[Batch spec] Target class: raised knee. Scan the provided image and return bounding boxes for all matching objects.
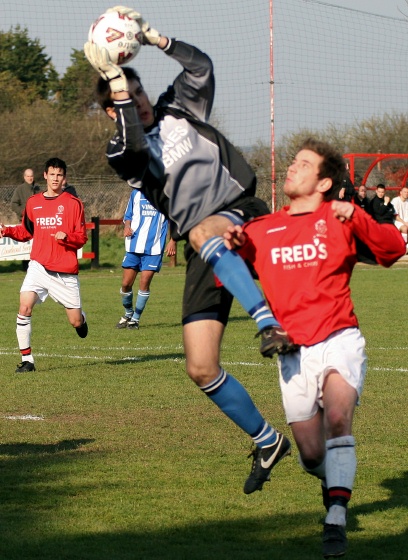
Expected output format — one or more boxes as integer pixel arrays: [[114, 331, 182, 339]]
[[186, 362, 219, 388]]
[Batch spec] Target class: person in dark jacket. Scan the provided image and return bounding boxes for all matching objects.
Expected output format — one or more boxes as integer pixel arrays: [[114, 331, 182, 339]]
[[353, 185, 370, 213], [11, 168, 42, 270], [84, 5, 294, 493], [369, 184, 396, 224], [62, 177, 79, 198], [337, 164, 355, 202], [11, 169, 41, 219]]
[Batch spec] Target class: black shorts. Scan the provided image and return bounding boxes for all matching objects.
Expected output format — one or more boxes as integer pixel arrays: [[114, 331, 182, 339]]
[[182, 196, 270, 325]]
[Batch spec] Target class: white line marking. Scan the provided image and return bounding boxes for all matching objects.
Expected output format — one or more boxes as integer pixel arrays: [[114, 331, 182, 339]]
[[3, 415, 44, 421]]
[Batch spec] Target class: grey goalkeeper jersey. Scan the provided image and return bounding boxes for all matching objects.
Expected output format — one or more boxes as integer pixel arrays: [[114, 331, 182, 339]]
[[107, 39, 257, 237]]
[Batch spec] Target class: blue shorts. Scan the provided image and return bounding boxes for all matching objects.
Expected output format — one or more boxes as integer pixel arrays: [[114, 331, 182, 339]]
[[122, 252, 163, 272]]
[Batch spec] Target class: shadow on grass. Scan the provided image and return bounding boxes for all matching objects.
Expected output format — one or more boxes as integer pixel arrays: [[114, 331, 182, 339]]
[[107, 353, 185, 365], [0, 439, 95, 456], [0, 438, 406, 560]]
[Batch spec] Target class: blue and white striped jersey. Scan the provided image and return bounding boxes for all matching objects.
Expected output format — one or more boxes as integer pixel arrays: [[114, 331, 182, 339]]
[[124, 190, 168, 255]]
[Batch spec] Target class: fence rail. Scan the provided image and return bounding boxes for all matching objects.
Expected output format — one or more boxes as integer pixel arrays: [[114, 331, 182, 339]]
[[83, 217, 177, 268]]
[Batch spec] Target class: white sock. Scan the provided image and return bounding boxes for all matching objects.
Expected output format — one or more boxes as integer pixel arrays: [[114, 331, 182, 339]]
[[16, 314, 33, 361], [325, 435, 356, 527]]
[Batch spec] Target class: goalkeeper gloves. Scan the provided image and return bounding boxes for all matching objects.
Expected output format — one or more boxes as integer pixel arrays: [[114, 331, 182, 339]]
[[256, 326, 300, 358], [108, 5, 161, 45], [84, 42, 128, 93]]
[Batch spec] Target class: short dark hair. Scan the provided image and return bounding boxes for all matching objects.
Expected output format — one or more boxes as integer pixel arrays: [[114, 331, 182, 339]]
[[96, 68, 142, 110], [376, 183, 386, 189], [298, 138, 346, 201], [44, 157, 66, 174]]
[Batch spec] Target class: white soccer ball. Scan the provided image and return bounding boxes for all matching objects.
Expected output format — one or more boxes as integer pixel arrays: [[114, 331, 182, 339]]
[[88, 10, 142, 66]]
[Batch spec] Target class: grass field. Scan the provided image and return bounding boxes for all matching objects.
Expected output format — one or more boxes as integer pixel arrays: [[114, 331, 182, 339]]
[[1, 243, 407, 560]]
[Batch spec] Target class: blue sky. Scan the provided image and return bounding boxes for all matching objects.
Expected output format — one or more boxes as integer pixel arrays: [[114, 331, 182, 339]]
[[0, 0, 406, 146]]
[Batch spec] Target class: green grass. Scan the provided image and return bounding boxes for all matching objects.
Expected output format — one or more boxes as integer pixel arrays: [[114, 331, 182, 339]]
[[1, 249, 407, 559]]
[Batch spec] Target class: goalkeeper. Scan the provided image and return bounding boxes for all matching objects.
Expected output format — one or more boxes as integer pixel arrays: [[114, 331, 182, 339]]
[[85, 6, 294, 491]]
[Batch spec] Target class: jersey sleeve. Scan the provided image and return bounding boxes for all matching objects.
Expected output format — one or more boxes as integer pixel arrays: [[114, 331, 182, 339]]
[[107, 99, 151, 183], [1, 207, 34, 241], [163, 40, 215, 122], [123, 191, 135, 222], [348, 205, 405, 267], [58, 197, 88, 250]]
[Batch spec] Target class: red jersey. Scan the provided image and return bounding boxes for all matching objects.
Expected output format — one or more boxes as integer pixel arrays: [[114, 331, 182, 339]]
[[240, 202, 405, 346], [2, 191, 87, 274]]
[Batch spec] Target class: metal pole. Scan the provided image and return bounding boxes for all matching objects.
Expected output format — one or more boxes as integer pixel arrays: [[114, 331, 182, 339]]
[[91, 216, 100, 269], [270, 0, 276, 212]]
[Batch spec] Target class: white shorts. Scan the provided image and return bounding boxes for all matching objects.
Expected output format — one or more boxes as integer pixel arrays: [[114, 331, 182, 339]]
[[21, 260, 82, 309], [277, 327, 367, 424]]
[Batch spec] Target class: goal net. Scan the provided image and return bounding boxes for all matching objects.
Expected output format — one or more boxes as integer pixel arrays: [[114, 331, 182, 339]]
[[1, 0, 407, 211]]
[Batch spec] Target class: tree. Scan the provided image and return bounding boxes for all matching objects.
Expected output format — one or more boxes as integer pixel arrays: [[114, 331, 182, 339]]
[[246, 142, 272, 209], [0, 26, 59, 99], [0, 71, 38, 113], [58, 49, 99, 113]]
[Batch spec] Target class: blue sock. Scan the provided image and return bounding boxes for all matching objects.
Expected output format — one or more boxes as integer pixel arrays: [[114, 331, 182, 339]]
[[201, 368, 277, 446], [120, 289, 133, 317], [132, 290, 150, 321], [200, 236, 278, 331]]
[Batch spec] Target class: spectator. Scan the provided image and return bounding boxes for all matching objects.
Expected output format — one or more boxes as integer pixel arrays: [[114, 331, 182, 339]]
[[353, 185, 370, 213], [11, 168, 41, 219], [337, 163, 355, 201], [11, 168, 42, 271], [368, 184, 395, 224], [62, 177, 79, 198], [116, 189, 176, 330], [391, 186, 408, 244]]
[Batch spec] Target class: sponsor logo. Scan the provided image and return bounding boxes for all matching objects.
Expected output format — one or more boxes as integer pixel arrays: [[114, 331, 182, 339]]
[[270, 240, 327, 266], [36, 216, 63, 227], [315, 219, 327, 236]]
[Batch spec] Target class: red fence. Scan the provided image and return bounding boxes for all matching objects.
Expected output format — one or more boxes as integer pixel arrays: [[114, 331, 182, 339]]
[[83, 217, 122, 268], [83, 218, 177, 268], [344, 153, 408, 189]]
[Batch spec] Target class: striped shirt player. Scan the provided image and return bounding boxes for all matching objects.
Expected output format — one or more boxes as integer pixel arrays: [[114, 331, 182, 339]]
[[116, 189, 171, 330], [0, 157, 88, 373]]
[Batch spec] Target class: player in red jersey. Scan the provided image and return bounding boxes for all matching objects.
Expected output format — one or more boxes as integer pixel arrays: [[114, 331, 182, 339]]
[[224, 138, 406, 558], [0, 158, 88, 373]]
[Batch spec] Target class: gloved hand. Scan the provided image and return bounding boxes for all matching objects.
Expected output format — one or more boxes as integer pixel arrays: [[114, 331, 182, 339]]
[[256, 326, 300, 358], [84, 42, 128, 93], [108, 5, 161, 45]]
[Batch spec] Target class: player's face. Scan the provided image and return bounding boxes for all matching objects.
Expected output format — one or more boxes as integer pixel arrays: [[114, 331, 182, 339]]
[[284, 149, 327, 198], [44, 167, 65, 196], [376, 188, 385, 199], [128, 78, 155, 128]]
